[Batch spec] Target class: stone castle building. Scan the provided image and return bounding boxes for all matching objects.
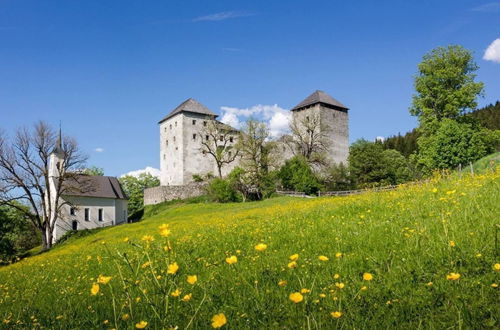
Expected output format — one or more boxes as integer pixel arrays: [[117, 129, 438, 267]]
[[144, 90, 349, 205]]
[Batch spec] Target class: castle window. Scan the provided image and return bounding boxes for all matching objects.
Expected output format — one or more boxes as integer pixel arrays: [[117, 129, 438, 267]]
[[203, 121, 207, 127], [98, 209, 103, 222], [229, 136, 234, 143], [219, 135, 223, 141], [164, 127, 166, 132], [84, 208, 90, 222], [202, 150, 206, 155], [192, 120, 196, 125], [205, 135, 209, 141], [228, 151, 232, 157], [173, 136, 176, 142], [170, 124, 172, 130], [306, 116, 310, 122], [70, 207, 76, 216], [192, 134, 196, 140], [175, 121, 177, 127], [175, 147, 178, 150], [166, 140, 168, 146], [163, 154, 166, 160]]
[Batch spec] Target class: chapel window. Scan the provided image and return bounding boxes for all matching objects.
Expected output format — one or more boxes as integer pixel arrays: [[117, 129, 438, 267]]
[[84, 208, 90, 222], [192, 120, 196, 125]]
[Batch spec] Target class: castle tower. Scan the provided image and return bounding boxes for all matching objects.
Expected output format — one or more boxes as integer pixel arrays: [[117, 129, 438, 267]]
[[291, 90, 349, 165], [158, 98, 219, 186]]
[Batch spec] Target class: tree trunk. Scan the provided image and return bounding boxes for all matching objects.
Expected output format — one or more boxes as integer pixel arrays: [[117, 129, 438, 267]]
[[41, 226, 53, 250], [217, 165, 222, 178]]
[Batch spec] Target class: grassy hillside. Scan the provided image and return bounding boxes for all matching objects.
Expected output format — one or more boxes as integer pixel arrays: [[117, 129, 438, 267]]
[[0, 169, 499, 329]]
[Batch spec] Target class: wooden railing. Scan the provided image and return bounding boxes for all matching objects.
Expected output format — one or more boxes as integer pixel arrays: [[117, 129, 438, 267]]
[[276, 185, 399, 198]]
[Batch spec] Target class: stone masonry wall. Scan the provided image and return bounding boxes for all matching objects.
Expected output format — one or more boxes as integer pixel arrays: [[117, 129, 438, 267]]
[[144, 182, 207, 206]]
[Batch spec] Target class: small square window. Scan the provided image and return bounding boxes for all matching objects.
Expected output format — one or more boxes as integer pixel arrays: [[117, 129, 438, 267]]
[[170, 124, 172, 129], [192, 134, 196, 140], [205, 135, 209, 141], [166, 140, 168, 146], [163, 154, 166, 160], [175, 121, 177, 127], [175, 147, 178, 150], [173, 136, 176, 142], [192, 120, 196, 125], [229, 136, 234, 143], [219, 135, 223, 141]]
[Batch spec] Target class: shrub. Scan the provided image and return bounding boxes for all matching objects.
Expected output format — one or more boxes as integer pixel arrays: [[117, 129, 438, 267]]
[[277, 156, 321, 195], [206, 178, 240, 203]]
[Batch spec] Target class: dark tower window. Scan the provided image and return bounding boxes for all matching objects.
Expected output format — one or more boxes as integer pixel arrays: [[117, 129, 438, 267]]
[[229, 137, 234, 143], [205, 135, 209, 141], [192, 120, 196, 125]]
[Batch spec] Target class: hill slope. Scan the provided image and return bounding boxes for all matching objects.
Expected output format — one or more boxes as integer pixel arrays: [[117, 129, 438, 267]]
[[1, 169, 499, 328]]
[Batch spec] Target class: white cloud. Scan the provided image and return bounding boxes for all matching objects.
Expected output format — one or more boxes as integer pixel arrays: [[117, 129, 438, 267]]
[[483, 39, 500, 63], [471, 2, 500, 12], [121, 166, 160, 178], [219, 104, 291, 138], [94, 147, 104, 153], [192, 11, 254, 22]]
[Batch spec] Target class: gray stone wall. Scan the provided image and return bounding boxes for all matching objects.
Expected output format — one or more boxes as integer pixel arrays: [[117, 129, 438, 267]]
[[144, 182, 208, 206]]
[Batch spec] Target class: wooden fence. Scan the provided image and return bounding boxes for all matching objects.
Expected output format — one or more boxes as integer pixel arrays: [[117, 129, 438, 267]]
[[276, 185, 398, 198]]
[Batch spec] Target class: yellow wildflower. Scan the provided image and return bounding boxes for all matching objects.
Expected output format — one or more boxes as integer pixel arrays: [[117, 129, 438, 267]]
[[135, 321, 148, 329], [122, 314, 130, 321], [426, 282, 433, 286], [333, 273, 340, 279], [494, 263, 500, 271], [331, 311, 342, 319], [158, 224, 171, 237], [225, 256, 237, 264], [363, 273, 373, 281], [123, 237, 129, 243], [278, 280, 287, 287], [289, 254, 299, 261], [90, 283, 99, 296], [491, 283, 498, 288], [187, 275, 198, 285], [181, 293, 192, 302], [167, 262, 179, 274], [300, 288, 311, 294], [171, 288, 182, 297], [318, 255, 329, 261], [287, 261, 297, 269], [97, 275, 112, 285], [255, 243, 268, 252], [446, 272, 460, 280], [432, 188, 438, 193], [211, 313, 227, 328], [335, 252, 343, 258], [141, 261, 151, 269], [361, 286, 368, 291], [289, 292, 304, 303], [335, 282, 345, 289], [449, 241, 456, 247], [141, 235, 154, 243]]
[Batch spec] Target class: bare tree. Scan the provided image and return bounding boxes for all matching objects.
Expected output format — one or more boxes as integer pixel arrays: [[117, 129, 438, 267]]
[[236, 119, 277, 200], [287, 112, 330, 165], [0, 122, 88, 250], [199, 119, 239, 178]]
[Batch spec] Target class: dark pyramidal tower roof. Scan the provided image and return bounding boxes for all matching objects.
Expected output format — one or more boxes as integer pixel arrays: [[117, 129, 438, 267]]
[[159, 98, 217, 123], [291, 90, 348, 111]]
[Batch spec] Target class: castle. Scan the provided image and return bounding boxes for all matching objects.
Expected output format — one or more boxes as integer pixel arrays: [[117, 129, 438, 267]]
[[144, 90, 349, 205]]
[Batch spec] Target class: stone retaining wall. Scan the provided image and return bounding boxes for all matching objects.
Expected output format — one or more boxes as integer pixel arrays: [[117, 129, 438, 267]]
[[144, 182, 207, 206]]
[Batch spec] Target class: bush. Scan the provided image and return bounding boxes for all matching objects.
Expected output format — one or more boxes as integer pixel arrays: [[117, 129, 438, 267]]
[[277, 156, 322, 195], [206, 178, 240, 203]]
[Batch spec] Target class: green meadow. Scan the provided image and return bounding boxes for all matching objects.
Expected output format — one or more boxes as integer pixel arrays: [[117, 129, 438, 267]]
[[0, 169, 499, 329]]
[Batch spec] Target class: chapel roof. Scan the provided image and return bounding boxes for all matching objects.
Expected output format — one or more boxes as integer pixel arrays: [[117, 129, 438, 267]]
[[159, 98, 217, 123], [63, 175, 128, 200], [291, 90, 348, 111]]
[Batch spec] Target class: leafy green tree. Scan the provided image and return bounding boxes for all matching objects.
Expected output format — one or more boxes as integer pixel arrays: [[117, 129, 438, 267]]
[[0, 203, 40, 262], [322, 162, 351, 191], [83, 166, 104, 176], [348, 140, 386, 187], [410, 45, 484, 134], [381, 149, 412, 185], [119, 173, 160, 219], [417, 119, 499, 170], [206, 177, 240, 203], [278, 156, 321, 195]]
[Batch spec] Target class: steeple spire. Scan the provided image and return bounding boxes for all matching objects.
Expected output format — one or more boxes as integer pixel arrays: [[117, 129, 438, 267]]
[[52, 122, 64, 155]]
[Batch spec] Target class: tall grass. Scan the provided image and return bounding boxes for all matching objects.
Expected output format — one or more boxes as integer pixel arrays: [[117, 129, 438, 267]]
[[0, 169, 499, 328]]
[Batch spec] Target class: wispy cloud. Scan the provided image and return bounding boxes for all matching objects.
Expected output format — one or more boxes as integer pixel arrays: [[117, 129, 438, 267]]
[[471, 2, 500, 12], [483, 39, 500, 63], [192, 11, 255, 22], [94, 147, 104, 153], [121, 166, 160, 178]]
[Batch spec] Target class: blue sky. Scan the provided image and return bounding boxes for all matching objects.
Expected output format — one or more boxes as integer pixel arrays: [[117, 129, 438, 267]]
[[1, 0, 499, 176]]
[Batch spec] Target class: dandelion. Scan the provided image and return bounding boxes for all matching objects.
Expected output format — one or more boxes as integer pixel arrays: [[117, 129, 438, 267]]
[[335, 252, 343, 258], [426, 282, 433, 286], [167, 262, 179, 274], [158, 224, 171, 237], [449, 241, 456, 247], [123, 237, 129, 243], [287, 261, 297, 269], [494, 263, 500, 271], [171, 288, 182, 297], [289, 254, 299, 261], [211, 313, 227, 328], [141, 235, 154, 243], [181, 293, 192, 302], [300, 288, 311, 294], [187, 275, 198, 285], [446, 190, 456, 195], [225, 256, 237, 264], [278, 280, 287, 287], [90, 283, 99, 296], [318, 255, 329, 261], [335, 282, 345, 289], [135, 321, 148, 329], [255, 243, 268, 252], [289, 292, 304, 303], [122, 314, 130, 321], [333, 274, 340, 279], [491, 283, 498, 288], [361, 286, 368, 291], [319, 293, 326, 298], [446, 272, 460, 280], [97, 275, 112, 284], [141, 261, 151, 269], [363, 273, 373, 281], [432, 188, 438, 193], [331, 311, 342, 319]]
